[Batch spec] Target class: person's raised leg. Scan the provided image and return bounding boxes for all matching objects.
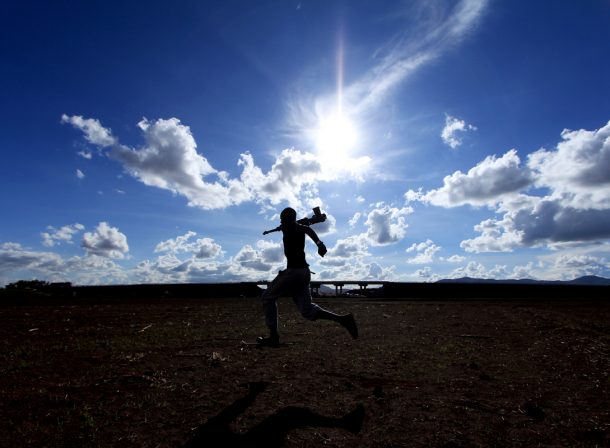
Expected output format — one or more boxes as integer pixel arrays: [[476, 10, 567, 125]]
[[292, 272, 358, 339], [315, 309, 358, 339]]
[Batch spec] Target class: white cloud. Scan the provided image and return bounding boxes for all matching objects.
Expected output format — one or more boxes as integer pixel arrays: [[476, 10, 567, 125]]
[[0, 243, 128, 286], [0, 243, 63, 283], [256, 240, 284, 264], [318, 259, 395, 281], [63, 115, 333, 210], [345, 0, 488, 113], [356, 196, 366, 203], [78, 150, 92, 159], [528, 120, 610, 210], [410, 149, 533, 208], [348, 212, 362, 227], [76, 169, 85, 179], [234, 244, 274, 272], [364, 204, 412, 245], [81, 222, 129, 259], [406, 239, 441, 264], [441, 114, 477, 149], [462, 197, 610, 252], [41, 223, 85, 247], [412, 120, 610, 251], [546, 253, 610, 280], [61, 114, 116, 146], [155, 231, 222, 259], [448, 261, 507, 279], [238, 149, 322, 206], [460, 215, 523, 253], [62, 255, 129, 285], [444, 261, 542, 281], [326, 234, 370, 260], [415, 266, 439, 282], [442, 254, 466, 263]]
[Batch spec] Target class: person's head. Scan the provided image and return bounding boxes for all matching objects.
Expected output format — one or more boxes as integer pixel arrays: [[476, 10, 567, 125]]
[[280, 207, 297, 224]]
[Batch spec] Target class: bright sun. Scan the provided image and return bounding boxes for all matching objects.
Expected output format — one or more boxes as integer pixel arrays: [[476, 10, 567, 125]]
[[314, 113, 358, 163]]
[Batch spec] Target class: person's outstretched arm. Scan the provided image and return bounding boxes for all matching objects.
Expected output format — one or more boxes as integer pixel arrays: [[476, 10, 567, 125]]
[[303, 225, 327, 257]]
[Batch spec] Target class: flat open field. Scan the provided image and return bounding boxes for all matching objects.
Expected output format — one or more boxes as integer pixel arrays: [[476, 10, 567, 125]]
[[1, 298, 609, 447]]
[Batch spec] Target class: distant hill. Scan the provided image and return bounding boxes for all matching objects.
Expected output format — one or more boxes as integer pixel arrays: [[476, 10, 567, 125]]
[[436, 275, 610, 286]]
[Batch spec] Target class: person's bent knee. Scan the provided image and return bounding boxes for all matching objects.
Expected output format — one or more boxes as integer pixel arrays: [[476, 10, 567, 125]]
[[300, 306, 320, 321]]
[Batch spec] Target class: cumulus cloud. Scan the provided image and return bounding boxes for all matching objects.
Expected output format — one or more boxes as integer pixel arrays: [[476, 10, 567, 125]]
[[406, 239, 441, 264], [408, 149, 533, 208], [61, 114, 116, 146], [238, 149, 322, 206], [135, 238, 283, 284], [442, 254, 466, 263], [512, 200, 610, 246], [234, 245, 273, 272], [460, 215, 523, 253], [326, 234, 370, 260], [415, 266, 439, 282], [76, 169, 85, 179], [41, 223, 85, 247], [547, 253, 610, 280], [528, 120, 610, 209], [133, 254, 235, 284], [319, 259, 395, 281], [348, 212, 362, 227], [364, 204, 412, 245], [462, 197, 610, 252], [155, 231, 222, 259], [0, 243, 128, 286], [78, 150, 92, 159], [256, 240, 284, 264], [63, 115, 331, 210], [410, 120, 610, 251], [447, 261, 508, 279], [0, 243, 63, 280], [81, 222, 129, 259], [62, 255, 129, 285], [441, 114, 477, 149]]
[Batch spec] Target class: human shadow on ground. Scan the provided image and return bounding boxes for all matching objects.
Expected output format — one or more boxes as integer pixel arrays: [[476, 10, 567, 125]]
[[183, 381, 364, 448]]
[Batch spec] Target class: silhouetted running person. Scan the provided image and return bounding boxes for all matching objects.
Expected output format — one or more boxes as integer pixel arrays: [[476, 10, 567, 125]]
[[257, 207, 358, 347]]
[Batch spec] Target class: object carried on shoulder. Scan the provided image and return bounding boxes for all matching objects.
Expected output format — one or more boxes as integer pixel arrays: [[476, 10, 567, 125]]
[[263, 206, 327, 235]]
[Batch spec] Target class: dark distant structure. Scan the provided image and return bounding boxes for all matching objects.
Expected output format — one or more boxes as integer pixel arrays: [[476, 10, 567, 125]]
[[1, 276, 608, 305]]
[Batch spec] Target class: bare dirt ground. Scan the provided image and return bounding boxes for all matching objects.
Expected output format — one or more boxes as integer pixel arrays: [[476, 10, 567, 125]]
[[1, 297, 609, 447]]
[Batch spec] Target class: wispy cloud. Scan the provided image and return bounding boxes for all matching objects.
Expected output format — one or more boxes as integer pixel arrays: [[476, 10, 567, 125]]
[[346, 0, 488, 114], [285, 0, 488, 166]]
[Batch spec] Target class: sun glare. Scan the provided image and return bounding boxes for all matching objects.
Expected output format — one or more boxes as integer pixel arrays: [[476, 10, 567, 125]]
[[315, 113, 358, 163]]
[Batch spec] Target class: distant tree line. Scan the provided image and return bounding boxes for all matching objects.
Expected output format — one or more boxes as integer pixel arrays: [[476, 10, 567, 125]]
[[2, 280, 73, 298]]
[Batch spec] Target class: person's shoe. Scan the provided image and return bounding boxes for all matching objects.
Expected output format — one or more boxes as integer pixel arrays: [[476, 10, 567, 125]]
[[256, 335, 280, 347], [342, 313, 358, 339]]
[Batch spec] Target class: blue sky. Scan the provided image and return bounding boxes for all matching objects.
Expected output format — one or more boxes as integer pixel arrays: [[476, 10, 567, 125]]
[[2, 0, 610, 285]]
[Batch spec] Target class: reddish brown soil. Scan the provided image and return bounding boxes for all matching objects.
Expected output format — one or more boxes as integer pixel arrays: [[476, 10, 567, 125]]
[[1, 298, 608, 447]]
